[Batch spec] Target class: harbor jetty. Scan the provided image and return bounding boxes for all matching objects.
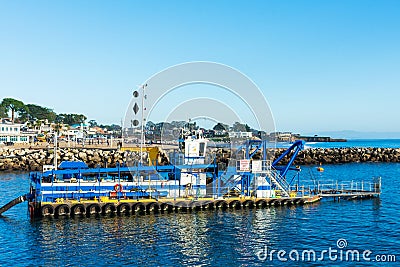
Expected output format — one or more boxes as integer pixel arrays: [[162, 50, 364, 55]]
[[0, 147, 168, 171], [230, 147, 400, 165], [0, 146, 399, 171]]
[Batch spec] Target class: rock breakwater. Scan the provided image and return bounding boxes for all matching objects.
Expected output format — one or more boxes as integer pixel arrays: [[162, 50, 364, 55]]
[[285, 147, 400, 165], [0, 147, 170, 171], [214, 147, 400, 166], [0, 147, 399, 171]]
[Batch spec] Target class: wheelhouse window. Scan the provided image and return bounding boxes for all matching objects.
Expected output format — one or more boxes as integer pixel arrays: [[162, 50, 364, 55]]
[[199, 142, 205, 157]]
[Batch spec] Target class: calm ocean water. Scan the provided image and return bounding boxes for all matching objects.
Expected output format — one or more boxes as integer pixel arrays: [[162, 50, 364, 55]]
[[245, 139, 400, 149], [305, 139, 400, 149], [0, 140, 399, 266]]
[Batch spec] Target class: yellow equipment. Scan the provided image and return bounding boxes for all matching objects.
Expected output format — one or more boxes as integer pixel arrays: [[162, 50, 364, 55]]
[[120, 146, 160, 166]]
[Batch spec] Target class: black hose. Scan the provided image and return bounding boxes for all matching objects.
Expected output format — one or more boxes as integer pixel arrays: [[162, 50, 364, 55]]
[[0, 195, 27, 215]]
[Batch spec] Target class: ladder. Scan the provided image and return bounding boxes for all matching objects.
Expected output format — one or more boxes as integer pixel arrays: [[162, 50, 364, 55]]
[[268, 170, 290, 197]]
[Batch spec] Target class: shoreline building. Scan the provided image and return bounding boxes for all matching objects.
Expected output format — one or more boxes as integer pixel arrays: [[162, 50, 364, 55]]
[[228, 131, 253, 139], [269, 132, 294, 142], [0, 119, 31, 144]]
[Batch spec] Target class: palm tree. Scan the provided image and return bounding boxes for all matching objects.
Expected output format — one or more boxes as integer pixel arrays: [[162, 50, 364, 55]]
[[26, 120, 33, 130], [53, 122, 63, 135], [35, 120, 43, 131]]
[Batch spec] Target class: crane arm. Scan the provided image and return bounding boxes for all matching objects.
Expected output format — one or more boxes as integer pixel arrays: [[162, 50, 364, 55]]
[[271, 140, 305, 177]]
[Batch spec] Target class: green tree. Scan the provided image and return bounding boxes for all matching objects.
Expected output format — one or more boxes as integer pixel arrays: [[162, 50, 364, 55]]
[[16, 106, 30, 121], [0, 105, 7, 118], [185, 121, 198, 131], [146, 121, 156, 129], [53, 122, 63, 134], [55, 114, 65, 124], [75, 114, 87, 124], [213, 122, 229, 131], [56, 113, 87, 125], [0, 98, 27, 123], [88, 119, 98, 127], [231, 122, 247, 132], [34, 120, 44, 130], [24, 104, 57, 122]]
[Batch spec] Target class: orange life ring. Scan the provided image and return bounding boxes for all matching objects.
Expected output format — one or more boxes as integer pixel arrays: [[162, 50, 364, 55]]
[[114, 184, 123, 192]]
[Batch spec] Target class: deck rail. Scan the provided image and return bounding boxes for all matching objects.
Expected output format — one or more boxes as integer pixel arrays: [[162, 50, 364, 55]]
[[286, 177, 381, 198]]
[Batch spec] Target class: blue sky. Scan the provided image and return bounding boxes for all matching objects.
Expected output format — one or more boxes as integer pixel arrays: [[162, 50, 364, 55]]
[[0, 0, 399, 134]]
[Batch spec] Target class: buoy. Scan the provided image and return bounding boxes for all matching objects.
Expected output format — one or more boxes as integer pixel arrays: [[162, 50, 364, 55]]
[[317, 167, 324, 172]]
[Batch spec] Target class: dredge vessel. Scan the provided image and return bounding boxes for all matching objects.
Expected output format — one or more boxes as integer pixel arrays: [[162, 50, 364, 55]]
[[0, 130, 381, 218]]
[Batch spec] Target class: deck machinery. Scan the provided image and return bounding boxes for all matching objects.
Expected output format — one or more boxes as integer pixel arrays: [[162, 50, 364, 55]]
[[0, 131, 320, 218]]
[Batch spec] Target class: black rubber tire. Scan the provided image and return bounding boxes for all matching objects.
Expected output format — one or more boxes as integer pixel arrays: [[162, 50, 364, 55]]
[[102, 203, 116, 215], [117, 203, 131, 215], [146, 203, 160, 213], [41, 205, 54, 216], [229, 200, 241, 209], [71, 205, 86, 216], [55, 205, 70, 216], [87, 204, 101, 215], [132, 203, 145, 214], [215, 201, 228, 210]]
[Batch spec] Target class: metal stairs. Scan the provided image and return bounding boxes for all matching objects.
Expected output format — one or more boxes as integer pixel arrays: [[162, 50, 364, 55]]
[[269, 169, 290, 197]]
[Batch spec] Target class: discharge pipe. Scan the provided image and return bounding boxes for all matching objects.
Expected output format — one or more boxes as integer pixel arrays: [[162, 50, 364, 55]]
[[0, 195, 27, 216]]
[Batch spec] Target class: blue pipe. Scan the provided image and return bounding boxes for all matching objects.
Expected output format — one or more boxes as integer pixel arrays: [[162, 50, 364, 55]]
[[271, 140, 304, 177]]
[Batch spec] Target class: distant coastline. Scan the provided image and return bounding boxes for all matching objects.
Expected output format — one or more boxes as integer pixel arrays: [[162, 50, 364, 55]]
[[296, 136, 347, 143]]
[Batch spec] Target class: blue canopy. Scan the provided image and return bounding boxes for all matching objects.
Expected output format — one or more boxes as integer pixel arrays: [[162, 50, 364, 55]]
[[58, 161, 88, 169]]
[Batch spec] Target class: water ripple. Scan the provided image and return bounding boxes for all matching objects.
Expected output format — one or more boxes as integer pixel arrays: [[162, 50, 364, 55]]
[[0, 163, 399, 266]]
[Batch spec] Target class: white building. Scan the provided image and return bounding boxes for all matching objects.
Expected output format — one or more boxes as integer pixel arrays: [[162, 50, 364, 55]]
[[270, 132, 293, 142], [0, 120, 30, 143], [228, 131, 253, 139]]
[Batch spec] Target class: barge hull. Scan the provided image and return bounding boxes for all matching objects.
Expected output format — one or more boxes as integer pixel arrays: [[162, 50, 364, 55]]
[[30, 196, 326, 218]]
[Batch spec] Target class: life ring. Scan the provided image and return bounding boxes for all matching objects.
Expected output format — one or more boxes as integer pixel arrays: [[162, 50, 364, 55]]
[[114, 184, 123, 192]]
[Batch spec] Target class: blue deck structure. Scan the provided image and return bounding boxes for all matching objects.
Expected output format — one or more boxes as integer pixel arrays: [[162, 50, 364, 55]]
[[31, 160, 218, 203]]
